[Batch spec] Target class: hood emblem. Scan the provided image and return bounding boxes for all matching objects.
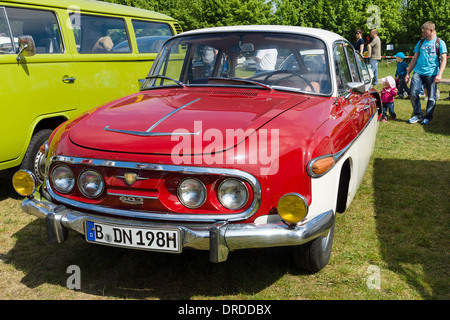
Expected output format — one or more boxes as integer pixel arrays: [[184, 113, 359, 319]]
[[124, 172, 138, 185], [117, 173, 148, 186]]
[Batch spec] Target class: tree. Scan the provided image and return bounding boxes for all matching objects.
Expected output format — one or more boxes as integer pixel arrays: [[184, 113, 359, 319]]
[[102, 0, 274, 31], [100, 0, 449, 53], [402, 0, 450, 45], [272, 0, 404, 47]]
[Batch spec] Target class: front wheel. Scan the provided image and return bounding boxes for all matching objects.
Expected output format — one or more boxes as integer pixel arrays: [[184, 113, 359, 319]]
[[292, 220, 335, 272], [20, 129, 52, 185]]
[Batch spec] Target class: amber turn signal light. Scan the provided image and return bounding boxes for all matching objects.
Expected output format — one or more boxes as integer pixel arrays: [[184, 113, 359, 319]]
[[39, 141, 49, 156], [307, 156, 335, 178]]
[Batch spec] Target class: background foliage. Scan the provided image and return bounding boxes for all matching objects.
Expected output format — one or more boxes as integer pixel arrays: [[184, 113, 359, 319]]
[[102, 0, 450, 55]]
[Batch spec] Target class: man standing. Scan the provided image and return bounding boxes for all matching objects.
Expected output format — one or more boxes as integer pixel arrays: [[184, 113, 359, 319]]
[[253, 49, 278, 74], [405, 21, 447, 125], [368, 29, 381, 85]]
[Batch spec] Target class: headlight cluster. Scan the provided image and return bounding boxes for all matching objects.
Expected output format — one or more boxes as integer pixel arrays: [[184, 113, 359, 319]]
[[177, 177, 249, 210], [50, 165, 104, 198], [49, 165, 249, 210]]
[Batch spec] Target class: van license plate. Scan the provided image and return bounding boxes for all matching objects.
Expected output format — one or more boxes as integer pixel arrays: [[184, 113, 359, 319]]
[[85, 221, 181, 253]]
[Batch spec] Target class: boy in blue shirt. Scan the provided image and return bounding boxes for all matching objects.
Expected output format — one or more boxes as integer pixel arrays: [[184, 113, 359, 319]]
[[393, 52, 410, 98], [405, 21, 447, 125]]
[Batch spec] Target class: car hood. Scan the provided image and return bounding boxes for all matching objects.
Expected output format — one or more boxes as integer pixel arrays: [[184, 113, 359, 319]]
[[69, 88, 309, 155]]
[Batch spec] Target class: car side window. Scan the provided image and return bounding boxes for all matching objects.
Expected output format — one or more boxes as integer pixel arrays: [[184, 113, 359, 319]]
[[71, 14, 130, 54], [333, 43, 352, 93], [131, 20, 173, 53], [5, 7, 63, 54], [355, 51, 371, 84], [344, 44, 360, 82]]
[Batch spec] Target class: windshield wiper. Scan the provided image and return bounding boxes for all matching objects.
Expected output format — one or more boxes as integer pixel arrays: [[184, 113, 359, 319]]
[[145, 75, 186, 88], [208, 77, 273, 91]]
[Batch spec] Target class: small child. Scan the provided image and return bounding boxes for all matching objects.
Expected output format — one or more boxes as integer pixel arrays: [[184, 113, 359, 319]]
[[380, 76, 398, 122], [393, 52, 410, 98]]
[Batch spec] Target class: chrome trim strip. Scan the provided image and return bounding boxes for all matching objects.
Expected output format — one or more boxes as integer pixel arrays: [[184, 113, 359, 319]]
[[145, 98, 200, 132], [104, 98, 201, 137], [103, 127, 202, 137], [47, 156, 262, 223]]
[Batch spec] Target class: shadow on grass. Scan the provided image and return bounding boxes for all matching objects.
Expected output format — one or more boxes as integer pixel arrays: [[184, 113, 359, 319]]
[[4, 223, 298, 299], [0, 167, 21, 201], [422, 97, 450, 136], [373, 158, 449, 299]]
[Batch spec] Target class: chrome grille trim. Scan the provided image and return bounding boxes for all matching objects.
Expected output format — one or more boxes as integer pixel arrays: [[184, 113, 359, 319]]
[[46, 156, 262, 223]]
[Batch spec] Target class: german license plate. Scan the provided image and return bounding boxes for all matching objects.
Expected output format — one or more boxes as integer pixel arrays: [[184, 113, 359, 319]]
[[85, 221, 181, 253]]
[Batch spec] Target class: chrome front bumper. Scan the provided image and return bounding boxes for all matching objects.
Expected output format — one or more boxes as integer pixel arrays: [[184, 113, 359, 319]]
[[21, 196, 335, 263]]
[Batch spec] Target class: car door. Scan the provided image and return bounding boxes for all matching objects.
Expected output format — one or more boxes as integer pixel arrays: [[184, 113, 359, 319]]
[[341, 42, 378, 187], [331, 42, 358, 152], [343, 44, 376, 133], [0, 5, 77, 166]]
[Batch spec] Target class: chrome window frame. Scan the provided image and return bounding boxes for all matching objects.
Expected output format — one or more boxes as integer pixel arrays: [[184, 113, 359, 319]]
[[145, 31, 334, 97]]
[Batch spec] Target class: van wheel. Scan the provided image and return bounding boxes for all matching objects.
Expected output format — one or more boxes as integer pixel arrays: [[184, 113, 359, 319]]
[[20, 129, 52, 185], [292, 221, 335, 272]]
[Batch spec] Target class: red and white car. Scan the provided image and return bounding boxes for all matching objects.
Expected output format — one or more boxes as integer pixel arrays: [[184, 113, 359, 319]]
[[14, 26, 380, 272]]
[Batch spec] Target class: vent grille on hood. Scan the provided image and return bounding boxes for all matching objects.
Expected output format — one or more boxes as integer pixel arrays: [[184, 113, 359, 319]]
[[169, 89, 258, 97]]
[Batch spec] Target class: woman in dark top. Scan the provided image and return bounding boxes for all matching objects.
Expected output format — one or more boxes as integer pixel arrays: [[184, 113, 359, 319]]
[[354, 29, 365, 55]]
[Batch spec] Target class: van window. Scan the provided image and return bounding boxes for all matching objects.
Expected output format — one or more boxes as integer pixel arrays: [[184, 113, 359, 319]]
[[131, 20, 173, 53], [71, 14, 130, 53], [0, 8, 14, 53], [5, 7, 63, 54]]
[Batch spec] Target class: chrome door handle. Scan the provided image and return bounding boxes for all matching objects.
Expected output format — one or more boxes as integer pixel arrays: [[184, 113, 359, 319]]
[[62, 77, 76, 83]]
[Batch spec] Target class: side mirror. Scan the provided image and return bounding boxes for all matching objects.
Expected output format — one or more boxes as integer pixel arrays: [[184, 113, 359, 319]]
[[347, 82, 366, 94], [16, 35, 36, 62]]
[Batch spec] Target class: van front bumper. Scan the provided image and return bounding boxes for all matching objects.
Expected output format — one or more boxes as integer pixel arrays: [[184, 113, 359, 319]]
[[21, 196, 335, 263]]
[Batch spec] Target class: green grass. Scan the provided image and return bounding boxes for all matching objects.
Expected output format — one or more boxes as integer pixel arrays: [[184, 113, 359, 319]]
[[0, 62, 449, 300]]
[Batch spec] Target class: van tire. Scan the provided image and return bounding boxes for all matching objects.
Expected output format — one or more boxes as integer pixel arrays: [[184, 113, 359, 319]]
[[292, 221, 335, 273], [20, 129, 52, 184]]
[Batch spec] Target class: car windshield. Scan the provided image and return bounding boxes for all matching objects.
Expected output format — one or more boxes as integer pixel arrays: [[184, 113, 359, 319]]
[[142, 32, 331, 95]]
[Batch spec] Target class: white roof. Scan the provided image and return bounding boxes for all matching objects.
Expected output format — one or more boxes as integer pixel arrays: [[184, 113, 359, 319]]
[[176, 25, 344, 46]]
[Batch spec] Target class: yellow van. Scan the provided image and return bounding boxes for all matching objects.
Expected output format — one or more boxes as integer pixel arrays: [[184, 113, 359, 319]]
[[0, 0, 181, 182]]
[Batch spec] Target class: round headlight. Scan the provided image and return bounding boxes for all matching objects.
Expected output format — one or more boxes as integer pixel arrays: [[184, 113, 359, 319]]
[[177, 178, 207, 209], [218, 179, 248, 210], [12, 170, 38, 197], [78, 170, 104, 198], [51, 165, 75, 194], [277, 193, 309, 224]]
